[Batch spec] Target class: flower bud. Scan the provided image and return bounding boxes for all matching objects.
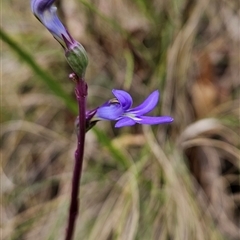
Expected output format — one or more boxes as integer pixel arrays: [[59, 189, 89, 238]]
[[65, 42, 88, 78], [31, 0, 88, 77]]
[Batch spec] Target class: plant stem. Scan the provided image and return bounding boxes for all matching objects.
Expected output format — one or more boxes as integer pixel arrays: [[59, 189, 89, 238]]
[[65, 77, 87, 240]]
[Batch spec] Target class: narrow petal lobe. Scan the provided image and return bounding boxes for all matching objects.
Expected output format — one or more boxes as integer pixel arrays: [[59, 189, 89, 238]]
[[129, 90, 159, 115], [115, 117, 136, 128], [134, 116, 174, 125], [112, 90, 133, 110]]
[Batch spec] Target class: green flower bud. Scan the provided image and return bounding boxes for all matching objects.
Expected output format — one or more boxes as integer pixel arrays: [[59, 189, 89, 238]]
[[65, 42, 88, 78]]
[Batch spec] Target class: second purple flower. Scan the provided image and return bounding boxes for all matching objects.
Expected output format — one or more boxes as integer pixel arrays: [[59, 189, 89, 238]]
[[93, 89, 173, 128]]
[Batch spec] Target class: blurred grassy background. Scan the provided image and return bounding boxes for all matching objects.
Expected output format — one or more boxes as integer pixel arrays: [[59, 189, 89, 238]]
[[1, 0, 240, 239]]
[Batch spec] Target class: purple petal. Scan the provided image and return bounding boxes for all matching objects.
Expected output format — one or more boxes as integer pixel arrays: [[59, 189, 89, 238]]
[[31, 0, 54, 12], [95, 102, 123, 120], [115, 117, 136, 128], [134, 116, 174, 125], [31, 0, 72, 48], [129, 90, 159, 115], [112, 89, 133, 111]]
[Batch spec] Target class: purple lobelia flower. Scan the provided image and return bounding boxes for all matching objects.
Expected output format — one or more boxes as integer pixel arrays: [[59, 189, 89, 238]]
[[31, 0, 88, 77], [93, 89, 173, 128]]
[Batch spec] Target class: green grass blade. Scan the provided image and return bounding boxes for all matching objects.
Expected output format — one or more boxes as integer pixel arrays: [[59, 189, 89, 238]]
[[93, 127, 131, 169], [0, 27, 77, 113]]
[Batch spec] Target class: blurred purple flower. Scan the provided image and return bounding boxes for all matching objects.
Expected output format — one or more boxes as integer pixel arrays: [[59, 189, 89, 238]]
[[95, 90, 173, 128], [31, 0, 76, 49], [31, 0, 88, 76]]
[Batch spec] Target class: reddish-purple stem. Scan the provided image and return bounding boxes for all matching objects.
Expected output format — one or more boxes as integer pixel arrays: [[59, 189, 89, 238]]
[[65, 77, 88, 240]]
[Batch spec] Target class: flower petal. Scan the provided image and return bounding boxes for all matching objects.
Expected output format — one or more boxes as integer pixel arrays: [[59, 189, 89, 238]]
[[134, 116, 174, 125], [115, 117, 136, 128], [31, 0, 72, 47], [95, 102, 123, 120], [129, 90, 159, 115], [31, 0, 54, 13], [112, 89, 133, 110]]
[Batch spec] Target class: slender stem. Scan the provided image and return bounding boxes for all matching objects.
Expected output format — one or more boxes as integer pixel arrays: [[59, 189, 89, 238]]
[[65, 77, 88, 240]]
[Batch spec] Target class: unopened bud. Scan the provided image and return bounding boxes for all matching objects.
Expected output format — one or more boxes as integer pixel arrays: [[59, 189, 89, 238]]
[[65, 42, 88, 78]]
